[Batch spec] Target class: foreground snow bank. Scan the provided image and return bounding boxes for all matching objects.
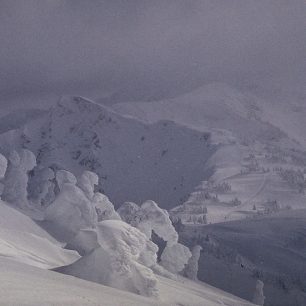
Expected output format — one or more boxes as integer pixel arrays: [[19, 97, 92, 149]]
[[0, 200, 80, 269], [0, 257, 254, 306]]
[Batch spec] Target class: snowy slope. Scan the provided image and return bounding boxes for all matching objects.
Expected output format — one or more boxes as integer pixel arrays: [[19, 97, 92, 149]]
[[112, 83, 289, 145], [0, 200, 79, 269], [0, 257, 254, 306], [113, 83, 306, 222], [3, 96, 216, 209]]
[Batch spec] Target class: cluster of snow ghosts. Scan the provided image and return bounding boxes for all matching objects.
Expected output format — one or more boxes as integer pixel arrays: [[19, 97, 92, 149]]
[[117, 200, 193, 275], [0, 149, 159, 297], [0, 148, 201, 297], [44, 170, 158, 297]]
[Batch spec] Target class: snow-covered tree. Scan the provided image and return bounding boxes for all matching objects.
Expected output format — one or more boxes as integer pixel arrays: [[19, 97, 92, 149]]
[[93, 192, 121, 221], [55, 169, 77, 187], [117, 201, 142, 227], [117, 200, 178, 246], [78, 170, 99, 200], [184, 245, 202, 280], [44, 170, 97, 239], [139, 200, 178, 245], [252, 280, 265, 306], [118, 200, 192, 275], [77, 170, 120, 221], [0, 153, 7, 179], [59, 220, 159, 297], [0, 153, 7, 197], [160, 243, 192, 274], [27, 166, 56, 207], [2, 149, 36, 208]]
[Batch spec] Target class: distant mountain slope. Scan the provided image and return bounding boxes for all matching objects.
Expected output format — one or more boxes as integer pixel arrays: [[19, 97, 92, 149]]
[[112, 83, 306, 222], [112, 83, 289, 145], [179, 209, 306, 306], [2, 96, 216, 209]]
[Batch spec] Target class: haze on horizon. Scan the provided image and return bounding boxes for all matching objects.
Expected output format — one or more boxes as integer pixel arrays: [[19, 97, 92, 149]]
[[0, 0, 305, 107]]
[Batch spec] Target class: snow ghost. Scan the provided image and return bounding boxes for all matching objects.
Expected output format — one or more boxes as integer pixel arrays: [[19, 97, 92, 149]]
[[58, 220, 159, 297], [117, 201, 142, 226], [78, 170, 99, 200], [2, 149, 36, 208], [56, 170, 77, 188], [252, 280, 265, 306], [117, 200, 178, 246], [78, 170, 120, 221], [27, 166, 56, 207], [160, 243, 192, 274], [0, 153, 7, 179], [184, 245, 202, 280], [44, 170, 97, 239], [0, 153, 7, 196], [93, 193, 121, 222]]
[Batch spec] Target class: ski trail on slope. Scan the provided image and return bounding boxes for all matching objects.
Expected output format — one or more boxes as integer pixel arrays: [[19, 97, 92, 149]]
[[225, 172, 269, 218]]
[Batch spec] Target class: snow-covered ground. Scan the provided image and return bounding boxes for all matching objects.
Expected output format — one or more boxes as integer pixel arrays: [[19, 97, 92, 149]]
[[0, 200, 80, 269], [0, 257, 254, 306]]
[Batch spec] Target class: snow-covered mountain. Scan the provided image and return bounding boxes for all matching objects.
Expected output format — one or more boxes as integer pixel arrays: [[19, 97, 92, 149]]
[[0, 96, 216, 209], [112, 83, 291, 145], [113, 83, 306, 223]]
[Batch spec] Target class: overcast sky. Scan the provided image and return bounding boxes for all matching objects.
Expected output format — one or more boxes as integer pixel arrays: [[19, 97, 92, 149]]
[[0, 0, 305, 105]]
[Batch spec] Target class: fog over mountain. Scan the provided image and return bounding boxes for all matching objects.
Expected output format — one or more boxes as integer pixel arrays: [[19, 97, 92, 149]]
[[1, 0, 305, 107]]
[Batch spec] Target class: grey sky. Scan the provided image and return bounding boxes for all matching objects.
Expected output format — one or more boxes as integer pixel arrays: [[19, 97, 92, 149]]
[[0, 0, 305, 104]]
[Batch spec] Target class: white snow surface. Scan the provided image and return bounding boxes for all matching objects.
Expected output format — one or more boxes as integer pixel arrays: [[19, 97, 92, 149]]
[[160, 243, 192, 274], [0, 200, 80, 269], [0, 257, 254, 306]]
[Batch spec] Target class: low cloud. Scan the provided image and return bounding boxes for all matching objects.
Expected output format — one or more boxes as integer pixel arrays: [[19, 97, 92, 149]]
[[0, 0, 305, 103]]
